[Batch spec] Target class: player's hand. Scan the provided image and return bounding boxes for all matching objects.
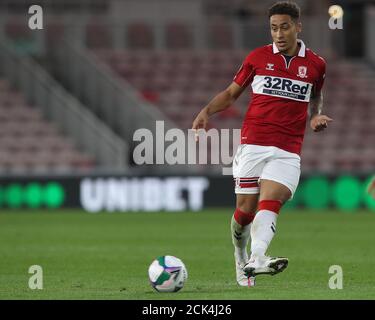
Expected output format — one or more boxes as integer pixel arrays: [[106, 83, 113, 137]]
[[310, 114, 333, 132], [367, 178, 375, 199], [192, 110, 209, 141]]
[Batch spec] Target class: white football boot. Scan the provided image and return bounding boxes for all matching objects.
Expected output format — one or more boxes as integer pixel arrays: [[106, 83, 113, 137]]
[[243, 255, 288, 277], [235, 252, 256, 287]]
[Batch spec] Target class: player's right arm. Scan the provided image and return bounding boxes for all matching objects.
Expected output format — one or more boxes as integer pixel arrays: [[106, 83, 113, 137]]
[[191, 82, 245, 131], [192, 53, 254, 132]]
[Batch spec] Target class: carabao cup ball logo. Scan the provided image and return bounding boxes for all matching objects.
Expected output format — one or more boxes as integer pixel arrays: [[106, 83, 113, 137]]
[[148, 256, 188, 292]]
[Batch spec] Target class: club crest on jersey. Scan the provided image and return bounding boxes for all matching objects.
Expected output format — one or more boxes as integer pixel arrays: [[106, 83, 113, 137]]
[[266, 63, 274, 71], [297, 66, 308, 78]]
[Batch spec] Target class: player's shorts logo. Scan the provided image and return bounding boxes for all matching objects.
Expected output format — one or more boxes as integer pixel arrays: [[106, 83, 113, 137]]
[[235, 177, 240, 188], [297, 66, 308, 78]]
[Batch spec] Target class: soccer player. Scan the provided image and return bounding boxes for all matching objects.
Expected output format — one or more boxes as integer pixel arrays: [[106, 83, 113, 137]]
[[192, 1, 332, 286]]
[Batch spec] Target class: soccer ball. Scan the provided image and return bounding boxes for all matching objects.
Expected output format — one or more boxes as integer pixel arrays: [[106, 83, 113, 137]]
[[148, 255, 188, 292]]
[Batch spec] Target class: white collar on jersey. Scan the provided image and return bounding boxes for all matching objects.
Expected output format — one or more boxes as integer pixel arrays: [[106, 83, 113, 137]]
[[272, 39, 306, 57]]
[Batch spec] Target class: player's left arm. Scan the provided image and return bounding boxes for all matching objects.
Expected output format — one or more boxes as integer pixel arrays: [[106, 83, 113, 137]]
[[309, 91, 333, 132], [309, 58, 333, 132]]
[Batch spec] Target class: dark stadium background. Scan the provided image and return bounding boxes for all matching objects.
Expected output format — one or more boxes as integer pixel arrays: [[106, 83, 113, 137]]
[[0, 0, 375, 301]]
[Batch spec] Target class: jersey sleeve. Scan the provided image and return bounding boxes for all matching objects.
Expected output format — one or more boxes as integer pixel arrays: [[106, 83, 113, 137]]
[[314, 59, 326, 94], [233, 54, 255, 88]]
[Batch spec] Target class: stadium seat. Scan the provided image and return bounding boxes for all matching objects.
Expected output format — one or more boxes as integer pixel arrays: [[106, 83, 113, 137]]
[[0, 78, 96, 173], [86, 20, 113, 49], [207, 22, 234, 49], [127, 23, 154, 49], [165, 23, 193, 49]]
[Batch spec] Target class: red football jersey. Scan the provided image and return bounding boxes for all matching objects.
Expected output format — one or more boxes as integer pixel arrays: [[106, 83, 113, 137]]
[[233, 40, 326, 155]]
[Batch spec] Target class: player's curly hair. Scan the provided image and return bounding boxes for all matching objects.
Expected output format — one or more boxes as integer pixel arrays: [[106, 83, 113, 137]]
[[268, 1, 301, 21]]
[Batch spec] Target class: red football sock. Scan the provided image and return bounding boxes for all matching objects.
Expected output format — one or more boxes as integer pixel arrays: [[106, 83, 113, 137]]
[[257, 200, 282, 214]]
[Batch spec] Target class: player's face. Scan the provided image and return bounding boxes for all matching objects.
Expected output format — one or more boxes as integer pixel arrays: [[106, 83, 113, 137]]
[[270, 14, 302, 54]]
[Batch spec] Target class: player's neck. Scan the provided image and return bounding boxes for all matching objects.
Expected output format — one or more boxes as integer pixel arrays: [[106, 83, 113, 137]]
[[282, 42, 299, 57]]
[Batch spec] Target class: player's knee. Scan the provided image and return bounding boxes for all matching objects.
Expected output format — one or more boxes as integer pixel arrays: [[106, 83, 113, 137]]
[[259, 188, 291, 204], [236, 195, 258, 213]]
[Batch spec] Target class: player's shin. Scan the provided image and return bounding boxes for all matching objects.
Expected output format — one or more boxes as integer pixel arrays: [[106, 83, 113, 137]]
[[231, 208, 255, 262], [250, 200, 282, 259]]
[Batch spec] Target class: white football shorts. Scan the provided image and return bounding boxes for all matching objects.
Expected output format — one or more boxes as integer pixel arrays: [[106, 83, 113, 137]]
[[232, 144, 301, 197]]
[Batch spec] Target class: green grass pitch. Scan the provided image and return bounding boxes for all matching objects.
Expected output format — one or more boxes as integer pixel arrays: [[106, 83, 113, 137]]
[[0, 209, 374, 300]]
